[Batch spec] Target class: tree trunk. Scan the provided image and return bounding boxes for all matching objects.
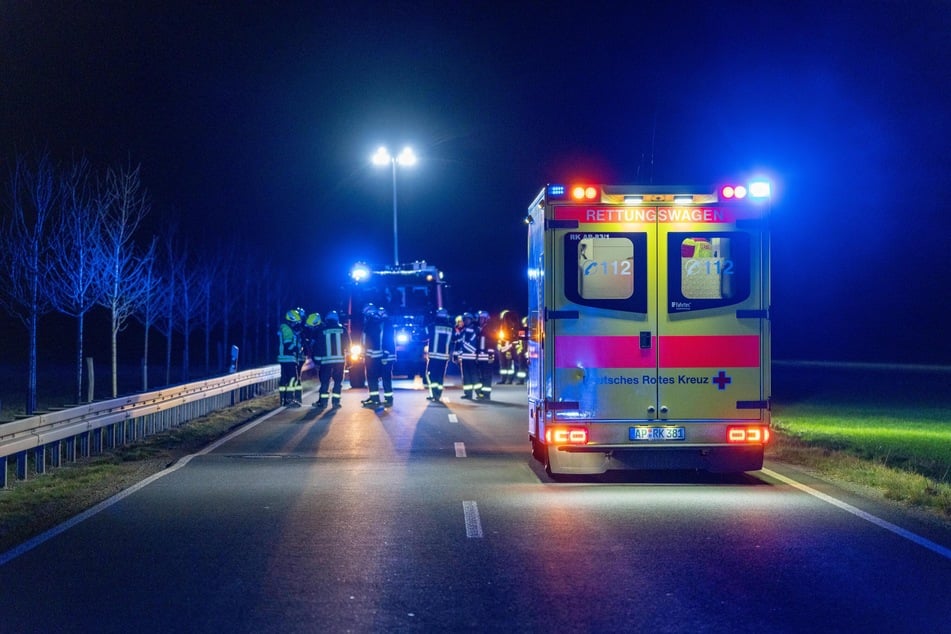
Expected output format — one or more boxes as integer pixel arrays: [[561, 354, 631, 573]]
[[111, 312, 119, 398], [75, 313, 85, 403]]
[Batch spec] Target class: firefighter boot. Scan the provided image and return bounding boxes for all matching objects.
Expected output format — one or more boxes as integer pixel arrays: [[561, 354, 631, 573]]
[[313, 396, 329, 410], [362, 396, 380, 408]]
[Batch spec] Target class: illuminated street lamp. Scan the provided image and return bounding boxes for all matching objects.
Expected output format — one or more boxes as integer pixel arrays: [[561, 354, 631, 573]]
[[371, 145, 417, 265]]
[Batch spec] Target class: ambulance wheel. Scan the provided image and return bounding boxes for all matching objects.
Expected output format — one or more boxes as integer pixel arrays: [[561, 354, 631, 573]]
[[531, 436, 548, 464]]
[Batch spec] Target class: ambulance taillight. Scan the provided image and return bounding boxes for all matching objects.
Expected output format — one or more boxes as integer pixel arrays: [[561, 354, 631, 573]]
[[546, 426, 589, 445], [726, 426, 771, 444]]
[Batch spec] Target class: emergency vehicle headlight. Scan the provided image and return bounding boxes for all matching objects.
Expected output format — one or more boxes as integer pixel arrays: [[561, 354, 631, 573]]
[[349, 344, 363, 360], [545, 426, 589, 445], [396, 332, 410, 345], [726, 426, 770, 444]]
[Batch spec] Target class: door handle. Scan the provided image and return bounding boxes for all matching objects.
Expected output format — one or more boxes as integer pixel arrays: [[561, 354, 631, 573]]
[[639, 331, 652, 349]]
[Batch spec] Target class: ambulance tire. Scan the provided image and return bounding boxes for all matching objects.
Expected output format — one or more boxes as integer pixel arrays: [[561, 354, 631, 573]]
[[531, 436, 547, 464]]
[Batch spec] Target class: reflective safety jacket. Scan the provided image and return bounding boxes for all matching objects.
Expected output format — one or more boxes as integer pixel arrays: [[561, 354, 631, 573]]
[[458, 323, 479, 361], [277, 323, 300, 363], [315, 324, 350, 364], [427, 323, 454, 361]]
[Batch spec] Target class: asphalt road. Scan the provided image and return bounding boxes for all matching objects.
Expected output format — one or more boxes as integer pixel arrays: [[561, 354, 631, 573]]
[[1, 380, 949, 633]]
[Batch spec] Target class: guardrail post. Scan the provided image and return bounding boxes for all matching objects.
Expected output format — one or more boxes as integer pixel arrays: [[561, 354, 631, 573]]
[[34, 446, 46, 474], [50, 441, 59, 468], [16, 451, 27, 480], [1, 456, 6, 488]]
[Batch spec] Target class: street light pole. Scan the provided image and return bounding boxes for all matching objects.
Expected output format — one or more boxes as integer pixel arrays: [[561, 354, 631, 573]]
[[390, 158, 398, 265], [372, 146, 416, 266]]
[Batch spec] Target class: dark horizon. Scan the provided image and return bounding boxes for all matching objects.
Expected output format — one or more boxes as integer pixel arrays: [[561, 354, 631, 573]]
[[2, 2, 949, 366]]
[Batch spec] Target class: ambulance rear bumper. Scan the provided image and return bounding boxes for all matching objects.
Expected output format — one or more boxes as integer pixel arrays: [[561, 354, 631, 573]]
[[549, 444, 764, 474]]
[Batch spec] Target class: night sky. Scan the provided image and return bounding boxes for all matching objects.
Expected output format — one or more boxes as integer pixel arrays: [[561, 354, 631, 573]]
[[2, 1, 950, 365]]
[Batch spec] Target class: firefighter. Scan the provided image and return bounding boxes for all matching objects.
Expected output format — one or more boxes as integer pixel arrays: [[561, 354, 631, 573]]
[[425, 308, 454, 403], [475, 310, 495, 400], [361, 303, 384, 408], [515, 316, 528, 385], [378, 306, 396, 407], [278, 307, 304, 407], [302, 312, 322, 380], [496, 309, 516, 384], [314, 310, 349, 410], [457, 312, 479, 399]]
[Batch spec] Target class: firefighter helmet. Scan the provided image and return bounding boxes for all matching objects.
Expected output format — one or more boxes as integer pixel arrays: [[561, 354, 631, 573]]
[[477, 310, 489, 325], [285, 309, 302, 324], [305, 312, 321, 328], [362, 303, 376, 318], [325, 311, 339, 325]]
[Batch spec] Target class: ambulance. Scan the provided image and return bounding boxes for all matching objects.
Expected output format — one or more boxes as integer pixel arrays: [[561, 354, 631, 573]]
[[525, 181, 771, 475]]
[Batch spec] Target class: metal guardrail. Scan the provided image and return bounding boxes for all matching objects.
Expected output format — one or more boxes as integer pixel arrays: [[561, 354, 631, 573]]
[[0, 365, 281, 488]]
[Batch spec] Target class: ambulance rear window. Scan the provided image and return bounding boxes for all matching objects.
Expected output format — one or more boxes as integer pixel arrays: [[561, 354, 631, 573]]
[[668, 232, 751, 311], [563, 232, 648, 313]]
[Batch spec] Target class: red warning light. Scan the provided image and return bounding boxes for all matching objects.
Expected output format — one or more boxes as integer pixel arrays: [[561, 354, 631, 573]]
[[720, 185, 747, 200], [571, 186, 599, 201]]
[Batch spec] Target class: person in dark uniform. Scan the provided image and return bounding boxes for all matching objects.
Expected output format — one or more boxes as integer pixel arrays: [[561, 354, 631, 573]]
[[378, 306, 396, 407], [361, 303, 384, 408], [515, 315, 528, 385], [314, 311, 349, 410], [277, 308, 304, 407], [475, 310, 495, 400], [425, 308, 454, 403], [457, 312, 478, 400]]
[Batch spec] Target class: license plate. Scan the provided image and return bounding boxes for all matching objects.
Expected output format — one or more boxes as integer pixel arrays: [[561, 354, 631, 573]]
[[630, 426, 686, 441]]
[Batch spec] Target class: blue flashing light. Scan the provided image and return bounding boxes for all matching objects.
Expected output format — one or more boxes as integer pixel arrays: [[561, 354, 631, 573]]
[[749, 181, 771, 198], [350, 262, 371, 283], [547, 184, 566, 197]]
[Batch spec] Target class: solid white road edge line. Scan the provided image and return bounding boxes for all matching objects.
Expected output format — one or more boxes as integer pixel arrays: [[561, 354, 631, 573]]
[[462, 500, 483, 538], [761, 468, 951, 560], [448, 414, 459, 423], [0, 406, 286, 567]]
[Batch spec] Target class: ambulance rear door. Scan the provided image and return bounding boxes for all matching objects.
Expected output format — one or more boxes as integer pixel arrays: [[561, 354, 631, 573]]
[[655, 200, 769, 421], [546, 208, 657, 421]]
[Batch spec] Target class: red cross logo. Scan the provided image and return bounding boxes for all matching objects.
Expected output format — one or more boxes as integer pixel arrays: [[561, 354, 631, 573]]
[[712, 370, 732, 390]]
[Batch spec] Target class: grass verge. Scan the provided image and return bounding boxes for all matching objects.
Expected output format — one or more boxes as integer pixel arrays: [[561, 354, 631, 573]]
[[770, 404, 951, 518]]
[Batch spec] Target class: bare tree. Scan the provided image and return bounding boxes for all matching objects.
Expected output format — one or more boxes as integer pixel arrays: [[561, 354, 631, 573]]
[[133, 237, 160, 391], [176, 248, 205, 382], [47, 158, 106, 404], [214, 238, 240, 372], [154, 225, 182, 386], [0, 153, 61, 414], [96, 163, 151, 397], [197, 255, 219, 375]]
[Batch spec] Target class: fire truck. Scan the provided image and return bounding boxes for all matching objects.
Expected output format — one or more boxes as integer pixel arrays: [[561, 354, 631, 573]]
[[526, 181, 772, 475], [344, 261, 447, 388]]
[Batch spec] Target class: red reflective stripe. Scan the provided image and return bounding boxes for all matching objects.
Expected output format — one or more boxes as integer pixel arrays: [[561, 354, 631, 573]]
[[554, 336, 655, 369], [659, 335, 760, 368], [554, 335, 759, 369]]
